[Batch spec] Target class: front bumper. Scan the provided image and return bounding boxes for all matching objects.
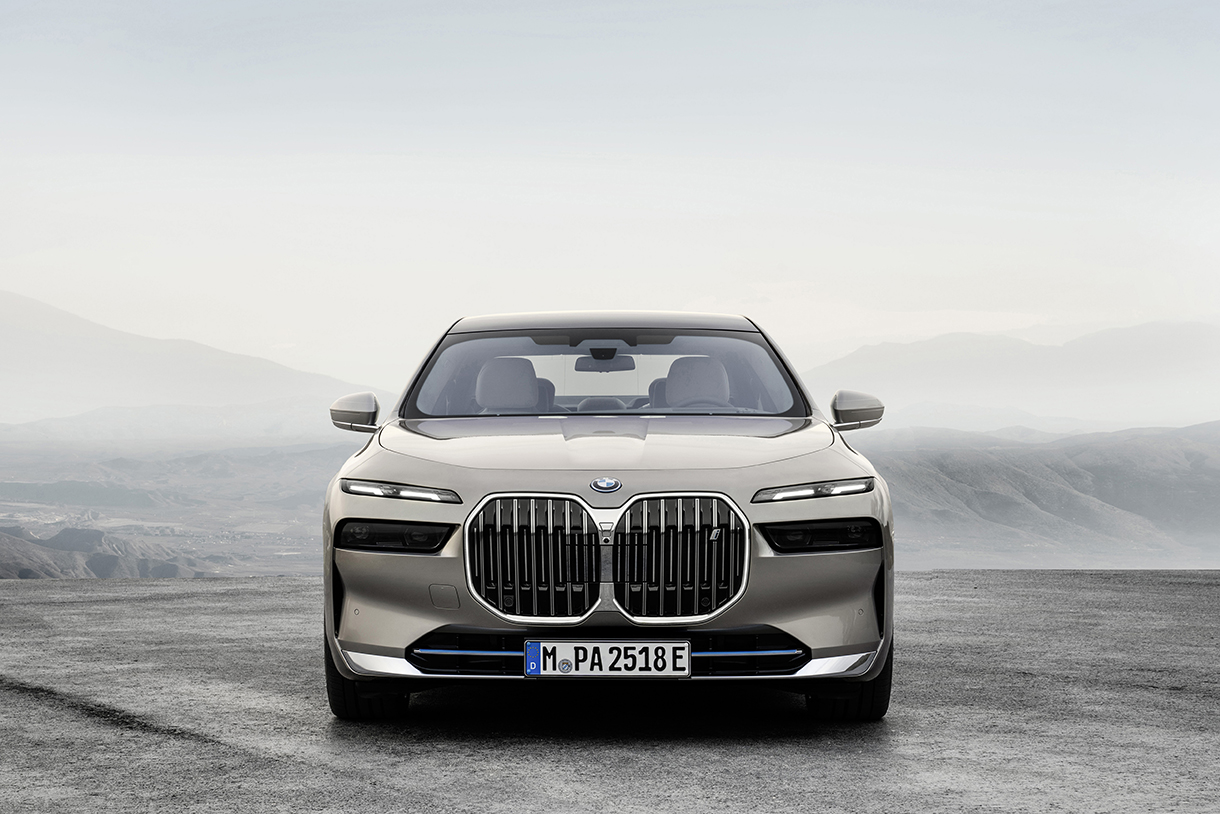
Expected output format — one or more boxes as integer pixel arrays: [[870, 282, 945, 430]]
[[327, 536, 890, 682], [325, 477, 893, 685], [338, 641, 880, 681]]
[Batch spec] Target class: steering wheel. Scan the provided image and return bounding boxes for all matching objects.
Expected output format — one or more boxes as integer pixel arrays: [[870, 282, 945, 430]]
[[670, 396, 735, 409]]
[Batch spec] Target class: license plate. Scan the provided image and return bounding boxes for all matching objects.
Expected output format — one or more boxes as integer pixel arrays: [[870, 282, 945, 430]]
[[525, 640, 691, 677]]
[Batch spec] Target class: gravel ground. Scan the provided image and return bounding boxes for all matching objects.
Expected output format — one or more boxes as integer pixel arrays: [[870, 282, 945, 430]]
[[1, 571, 1216, 813]]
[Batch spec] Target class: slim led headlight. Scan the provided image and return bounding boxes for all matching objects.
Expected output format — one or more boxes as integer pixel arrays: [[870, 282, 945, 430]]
[[340, 479, 461, 504], [335, 519, 455, 553], [752, 477, 874, 503], [759, 518, 882, 552]]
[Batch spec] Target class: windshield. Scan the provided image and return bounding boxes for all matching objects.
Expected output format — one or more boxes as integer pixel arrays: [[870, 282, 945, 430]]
[[405, 329, 806, 417]]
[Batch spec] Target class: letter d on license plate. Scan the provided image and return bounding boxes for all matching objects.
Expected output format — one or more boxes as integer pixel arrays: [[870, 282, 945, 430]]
[[525, 641, 691, 677]]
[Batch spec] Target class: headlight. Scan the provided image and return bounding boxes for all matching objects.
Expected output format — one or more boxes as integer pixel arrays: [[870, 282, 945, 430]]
[[340, 478, 461, 504], [335, 519, 456, 553], [758, 518, 882, 552], [751, 477, 874, 503]]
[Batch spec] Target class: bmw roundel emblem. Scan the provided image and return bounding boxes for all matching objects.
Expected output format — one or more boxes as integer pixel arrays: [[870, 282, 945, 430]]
[[591, 477, 622, 493]]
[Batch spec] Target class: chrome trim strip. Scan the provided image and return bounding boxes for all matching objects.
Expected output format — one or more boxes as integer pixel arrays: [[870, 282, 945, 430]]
[[343, 646, 875, 680], [342, 649, 425, 677], [792, 650, 875, 678]]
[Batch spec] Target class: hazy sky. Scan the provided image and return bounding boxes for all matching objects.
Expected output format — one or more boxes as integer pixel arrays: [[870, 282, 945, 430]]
[[2, 0, 1218, 389]]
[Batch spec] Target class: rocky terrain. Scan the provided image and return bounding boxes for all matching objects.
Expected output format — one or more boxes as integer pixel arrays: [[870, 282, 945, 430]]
[[0, 442, 359, 579], [0, 527, 218, 579], [854, 421, 1220, 568]]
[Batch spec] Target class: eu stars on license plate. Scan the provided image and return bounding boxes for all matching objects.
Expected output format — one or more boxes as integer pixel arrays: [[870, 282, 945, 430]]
[[525, 640, 691, 677]]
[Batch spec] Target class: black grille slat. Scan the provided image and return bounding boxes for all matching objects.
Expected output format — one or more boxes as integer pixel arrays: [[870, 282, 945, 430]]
[[613, 496, 746, 618], [471, 493, 745, 621], [469, 497, 599, 617]]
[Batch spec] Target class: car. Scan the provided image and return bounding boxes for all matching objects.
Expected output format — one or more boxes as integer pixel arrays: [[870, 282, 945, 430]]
[[323, 311, 893, 721]]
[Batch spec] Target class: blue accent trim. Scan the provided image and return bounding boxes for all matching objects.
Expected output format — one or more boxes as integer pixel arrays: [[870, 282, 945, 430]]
[[415, 648, 803, 658], [414, 648, 525, 657], [691, 649, 804, 657]]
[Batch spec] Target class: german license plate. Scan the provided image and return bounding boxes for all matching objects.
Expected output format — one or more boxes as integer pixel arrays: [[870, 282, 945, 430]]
[[525, 640, 691, 677]]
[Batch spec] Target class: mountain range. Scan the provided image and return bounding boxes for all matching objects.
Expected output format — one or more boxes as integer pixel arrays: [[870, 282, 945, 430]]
[[802, 322, 1220, 431], [850, 421, 1220, 568], [0, 526, 221, 579], [0, 290, 1216, 571], [0, 290, 395, 443], [3, 289, 1217, 438], [0, 423, 1215, 573]]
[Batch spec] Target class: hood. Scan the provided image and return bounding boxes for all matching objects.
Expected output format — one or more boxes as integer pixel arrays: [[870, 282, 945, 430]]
[[377, 415, 834, 471]]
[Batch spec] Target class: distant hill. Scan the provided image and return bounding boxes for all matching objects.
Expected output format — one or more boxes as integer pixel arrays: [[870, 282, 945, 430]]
[[0, 290, 394, 427], [803, 322, 1220, 431], [849, 421, 1220, 568], [1, 425, 1217, 573], [0, 399, 388, 451], [0, 442, 357, 579], [0, 527, 225, 579]]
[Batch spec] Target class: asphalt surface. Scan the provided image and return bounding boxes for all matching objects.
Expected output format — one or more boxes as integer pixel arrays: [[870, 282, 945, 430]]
[[1, 571, 1216, 813]]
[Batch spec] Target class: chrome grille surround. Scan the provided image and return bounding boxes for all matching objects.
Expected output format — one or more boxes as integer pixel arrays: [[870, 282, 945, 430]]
[[463, 492, 750, 626], [613, 495, 746, 620], [465, 495, 601, 624]]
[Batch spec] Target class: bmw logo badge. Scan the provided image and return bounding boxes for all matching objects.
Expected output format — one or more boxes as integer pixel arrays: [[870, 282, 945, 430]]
[[591, 477, 622, 493]]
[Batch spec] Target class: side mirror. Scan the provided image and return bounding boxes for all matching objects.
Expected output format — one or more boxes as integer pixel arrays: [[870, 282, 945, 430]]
[[830, 390, 884, 431], [330, 392, 380, 433]]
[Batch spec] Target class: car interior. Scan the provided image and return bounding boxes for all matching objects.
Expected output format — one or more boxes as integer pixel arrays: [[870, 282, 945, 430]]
[[464, 354, 775, 414]]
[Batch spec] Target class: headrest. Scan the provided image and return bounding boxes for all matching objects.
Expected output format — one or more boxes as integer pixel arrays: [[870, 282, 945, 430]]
[[648, 378, 667, 408], [475, 357, 539, 411], [665, 357, 730, 406], [535, 377, 556, 410]]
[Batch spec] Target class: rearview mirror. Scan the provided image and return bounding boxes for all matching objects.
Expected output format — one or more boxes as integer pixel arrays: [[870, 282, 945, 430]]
[[575, 355, 636, 372], [830, 390, 884, 431], [330, 392, 380, 433]]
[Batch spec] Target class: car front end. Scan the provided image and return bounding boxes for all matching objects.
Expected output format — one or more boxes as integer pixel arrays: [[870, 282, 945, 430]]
[[323, 312, 893, 721]]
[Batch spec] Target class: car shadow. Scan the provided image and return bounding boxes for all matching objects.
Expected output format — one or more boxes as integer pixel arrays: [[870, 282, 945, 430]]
[[327, 681, 892, 745]]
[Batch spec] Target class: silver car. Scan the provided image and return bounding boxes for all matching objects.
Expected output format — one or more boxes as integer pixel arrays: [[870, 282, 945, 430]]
[[323, 311, 893, 721]]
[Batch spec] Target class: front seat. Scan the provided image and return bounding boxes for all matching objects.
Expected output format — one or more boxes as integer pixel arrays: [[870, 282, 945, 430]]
[[648, 377, 667, 408], [535, 377, 566, 412], [475, 357, 540, 413], [665, 357, 730, 407]]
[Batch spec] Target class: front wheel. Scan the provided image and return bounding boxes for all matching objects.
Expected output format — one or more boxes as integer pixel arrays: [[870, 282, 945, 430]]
[[806, 642, 892, 722], [324, 641, 410, 721]]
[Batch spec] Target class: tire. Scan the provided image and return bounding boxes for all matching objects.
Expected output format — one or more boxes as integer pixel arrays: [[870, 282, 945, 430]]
[[806, 642, 892, 722], [324, 642, 411, 721]]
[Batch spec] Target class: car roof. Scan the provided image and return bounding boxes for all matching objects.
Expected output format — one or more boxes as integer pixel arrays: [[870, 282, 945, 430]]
[[449, 311, 758, 333]]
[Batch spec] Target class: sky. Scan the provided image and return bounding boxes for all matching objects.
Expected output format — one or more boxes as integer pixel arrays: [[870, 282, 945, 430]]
[[2, 0, 1218, 390]]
